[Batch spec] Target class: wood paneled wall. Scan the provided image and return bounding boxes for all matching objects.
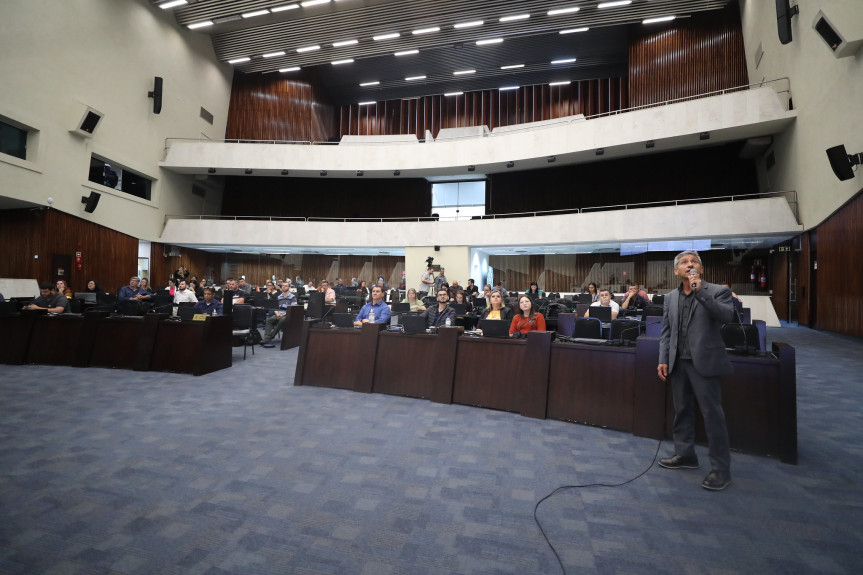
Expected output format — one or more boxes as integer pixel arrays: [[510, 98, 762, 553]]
[[221, 176, 430, 219], [150, 245, 404, 291], [487, 144, 758, 214], [226, 71, 338, 142], [628, 5, 748, 108], [808, 190, 863, 337], [491, 249, 777, 296], [0, 208, 139, 295], [339, 78, 627, 139]]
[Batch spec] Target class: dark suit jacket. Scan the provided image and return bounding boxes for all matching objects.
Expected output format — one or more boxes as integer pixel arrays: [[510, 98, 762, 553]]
[[659, 281, 735, 377]]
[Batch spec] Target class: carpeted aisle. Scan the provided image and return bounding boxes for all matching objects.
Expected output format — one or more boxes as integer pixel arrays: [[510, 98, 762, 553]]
[[1, 324, 862, 574]]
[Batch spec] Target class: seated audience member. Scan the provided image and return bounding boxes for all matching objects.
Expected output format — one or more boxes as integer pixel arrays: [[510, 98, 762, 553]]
[[402, 288, 426, 312], [138, 278, 154, 297], [422, 288, 457, 329], [510, 295, 547, 335], [481, 290, 513, 322], [586, 289, 620, 319], [260, 280, 279, 302], [494, 282, 508, 297], [237, 277, 252, 294], [481, 284, 493, 301], [306, 280, 317, 293], [220, 278, 245, 305], [321, 280, 336, 303], [377, 275, 389, 291], [173, 280, 197, 304], [464, 279, 479, 299], [188, 279, 203, 298], [453, 290, 472, 313], [620, 284, 649, 310], [193, 287, 223, 316], [354, 285, 391, 326], [524, 281, 544, 301], [25, 282, 68, 313], [261, 282, 298, 345], [85, 279, 101, 293], [448, 280, 461, 297], [119, 276, 150, 305], [334, 278, 347, 296], [172, 266, 190, 285], [56, 280, 73, 299], [586, 282, 599, 302]]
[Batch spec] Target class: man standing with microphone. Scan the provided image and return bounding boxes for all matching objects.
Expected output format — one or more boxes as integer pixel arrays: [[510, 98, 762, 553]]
[[657, 250, 736, 491]]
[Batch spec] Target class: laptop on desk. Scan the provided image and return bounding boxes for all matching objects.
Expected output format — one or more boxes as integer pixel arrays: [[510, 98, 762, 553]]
[[450, 303, 466, 315], [74, 292, 97, 304], [587, 305, 612, 323], [478, 319, 510, 338], [331, 313, 356, 328], [391, 302, 410, 314], [401, 314, 428, 335]]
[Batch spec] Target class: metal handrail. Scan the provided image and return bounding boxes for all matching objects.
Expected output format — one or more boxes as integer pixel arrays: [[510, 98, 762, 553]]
[[164, 191, 797, 225]]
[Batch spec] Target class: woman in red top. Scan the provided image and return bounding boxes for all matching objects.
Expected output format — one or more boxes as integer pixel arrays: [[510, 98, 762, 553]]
[[510, 295, 546, 334]]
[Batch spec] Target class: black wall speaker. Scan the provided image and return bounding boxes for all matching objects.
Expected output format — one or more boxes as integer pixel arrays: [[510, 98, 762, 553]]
[[81, 191, 101, 213], [776, 0, 799, 45], [826, 145, 861, 181], [434, 245, 440, 251], [72, 107, 104, 137], [148, 76, 163, 114]]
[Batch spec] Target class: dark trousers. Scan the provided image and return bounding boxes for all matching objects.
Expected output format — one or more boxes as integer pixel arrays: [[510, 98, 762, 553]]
[[670, 359, 731, 476]]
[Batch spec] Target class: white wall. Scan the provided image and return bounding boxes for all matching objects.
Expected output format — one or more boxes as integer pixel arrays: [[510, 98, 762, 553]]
[[405, 246, 470, 294], [739, 0, 863, 229], [0, 0, 233, 240]]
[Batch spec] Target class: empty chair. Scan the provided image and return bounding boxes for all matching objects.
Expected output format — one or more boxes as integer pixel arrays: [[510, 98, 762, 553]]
[[574, 317, 602, 339], [231, 304, 255, 359], [752, 319, 767, 351], [650, 294, 665, 306], [644, 315, 663, 337], [720, 322, 759, 352], [610, 319, 640, 343], [556, 312, 576, 337]]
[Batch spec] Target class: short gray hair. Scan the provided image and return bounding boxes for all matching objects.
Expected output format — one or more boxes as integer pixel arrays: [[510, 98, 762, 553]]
[[673, 250, 702, 268]]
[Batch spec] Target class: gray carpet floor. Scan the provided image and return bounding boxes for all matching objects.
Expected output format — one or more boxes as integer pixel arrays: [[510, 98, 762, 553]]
[[1, 324, 862, 574]]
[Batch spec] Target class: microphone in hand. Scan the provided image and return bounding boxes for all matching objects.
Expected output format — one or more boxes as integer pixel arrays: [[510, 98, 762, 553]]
[[688, 268, 700, 291]]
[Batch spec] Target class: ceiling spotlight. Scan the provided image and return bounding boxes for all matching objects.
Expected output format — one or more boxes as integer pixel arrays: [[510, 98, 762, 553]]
[[506, 161, 515, 168], [467, 165, 475, 172], [207, 168, 216, 174], [281, 169, 289, 175], [244, 168, 253, 174], [646, 140, 655, 149], [547, 156, 556, 163], [320, 170, 327, 176], [596, 148, 605, 156], [356, 170, 364, 176], [393, 170, 401, 176], [700, 132, 710, 140]]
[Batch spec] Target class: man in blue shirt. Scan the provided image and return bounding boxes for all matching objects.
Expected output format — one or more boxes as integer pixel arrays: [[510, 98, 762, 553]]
[[262, 282, 298, 346], [118, 276, 149, 303], [354, 285, 391, 326], [193, 287, 223, 316]]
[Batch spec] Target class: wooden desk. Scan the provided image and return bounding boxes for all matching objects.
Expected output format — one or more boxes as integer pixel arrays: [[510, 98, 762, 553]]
[[293, 328, 798, 463], [278, 306, 306, 350], [1, 311, 232, 376]]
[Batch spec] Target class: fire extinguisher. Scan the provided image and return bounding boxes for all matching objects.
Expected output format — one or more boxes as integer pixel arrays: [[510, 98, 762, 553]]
[[75, 251, 83, 271], [749, 265, 755, 283], [760, 266, 767, 288]]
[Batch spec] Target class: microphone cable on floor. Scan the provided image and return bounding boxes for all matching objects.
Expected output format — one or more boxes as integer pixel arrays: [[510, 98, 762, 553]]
[[533, 438, 664, 575]]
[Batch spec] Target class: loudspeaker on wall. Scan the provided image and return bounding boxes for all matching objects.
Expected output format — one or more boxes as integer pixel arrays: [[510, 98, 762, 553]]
[[81, 191, 101, 213]]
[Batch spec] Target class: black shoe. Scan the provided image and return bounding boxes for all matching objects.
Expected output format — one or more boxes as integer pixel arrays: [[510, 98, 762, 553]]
[[659, 454, 700, 469], [701, 471, 732, 491]]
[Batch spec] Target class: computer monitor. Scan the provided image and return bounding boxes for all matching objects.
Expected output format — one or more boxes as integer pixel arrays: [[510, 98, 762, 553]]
[[74, 292, 97, 303], [391, 302, 410, 313]]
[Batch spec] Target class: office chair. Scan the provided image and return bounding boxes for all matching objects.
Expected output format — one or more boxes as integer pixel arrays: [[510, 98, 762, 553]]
[[610, 319, 640, 343], [231, 304, 255, 359], [556, 313, 576, 337]]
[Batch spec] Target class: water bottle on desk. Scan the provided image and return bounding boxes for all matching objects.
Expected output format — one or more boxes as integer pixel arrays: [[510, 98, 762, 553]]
[[445, 316, 451, 327], [369, 309, 375, 324]]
